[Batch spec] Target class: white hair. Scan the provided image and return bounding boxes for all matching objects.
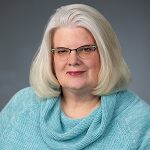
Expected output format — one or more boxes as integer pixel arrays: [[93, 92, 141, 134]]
[[29, 4, 131, 98]]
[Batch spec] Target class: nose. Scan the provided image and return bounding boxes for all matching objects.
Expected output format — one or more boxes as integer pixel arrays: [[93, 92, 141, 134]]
[[68, 51, 80, 66]]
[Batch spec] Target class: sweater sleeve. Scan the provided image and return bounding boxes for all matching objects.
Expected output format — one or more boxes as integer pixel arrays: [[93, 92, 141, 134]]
[[137, 102, 150, 149], [0, 87, 37, 138], [124, 96, 150, 149], [0, 91, 20, 136]]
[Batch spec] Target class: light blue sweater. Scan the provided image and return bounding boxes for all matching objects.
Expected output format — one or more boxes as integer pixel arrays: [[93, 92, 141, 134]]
[[0, 87, 150, 149]]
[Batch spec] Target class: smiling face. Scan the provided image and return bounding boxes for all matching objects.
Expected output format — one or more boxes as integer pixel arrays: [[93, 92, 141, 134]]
[[52, 26, 100, 94]]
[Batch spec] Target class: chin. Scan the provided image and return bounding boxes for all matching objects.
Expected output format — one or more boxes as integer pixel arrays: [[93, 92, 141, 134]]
[[68, 84, 92, 91]]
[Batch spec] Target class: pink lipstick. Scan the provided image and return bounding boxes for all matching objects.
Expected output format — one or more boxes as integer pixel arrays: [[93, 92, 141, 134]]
[[67, 71, 85, 76]]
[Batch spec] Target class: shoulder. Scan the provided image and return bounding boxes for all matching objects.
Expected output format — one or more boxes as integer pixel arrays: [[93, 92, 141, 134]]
[[0, 87, 35, 136], [115, 90, 150, 118], [12, 86, 38, 100], [0, 87, 56, 137], [115, 90, 150, 148], [1, 87, 45, 128], [1, 87, 41, 115], [5, 87, 42, 111]]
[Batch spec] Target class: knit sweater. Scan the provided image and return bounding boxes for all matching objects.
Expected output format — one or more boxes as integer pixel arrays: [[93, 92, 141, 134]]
[[0, 87, 150, 150]]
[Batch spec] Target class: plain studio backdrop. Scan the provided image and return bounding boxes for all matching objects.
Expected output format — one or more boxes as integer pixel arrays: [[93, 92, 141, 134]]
[[0, 0, 150, 111]]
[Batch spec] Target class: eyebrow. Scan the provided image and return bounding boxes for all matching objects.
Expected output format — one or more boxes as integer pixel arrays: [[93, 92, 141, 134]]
[[53, 44, 96, 49]]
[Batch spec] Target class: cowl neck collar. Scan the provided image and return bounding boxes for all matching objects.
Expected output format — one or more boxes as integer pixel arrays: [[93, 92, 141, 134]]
[[40, 93, 117, 149]]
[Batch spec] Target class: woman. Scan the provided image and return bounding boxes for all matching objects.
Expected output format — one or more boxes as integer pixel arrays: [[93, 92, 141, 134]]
[[0, 4, 150, 150]]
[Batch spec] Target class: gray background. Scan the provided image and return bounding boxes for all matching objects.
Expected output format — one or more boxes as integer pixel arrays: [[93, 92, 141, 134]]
[[0, 0, 150, 111]]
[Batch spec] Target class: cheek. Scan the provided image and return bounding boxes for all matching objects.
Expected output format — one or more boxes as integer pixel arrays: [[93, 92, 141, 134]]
[[53, 58, 65, 77], [89, 56, 100, 72], [53, 62, 60, 77], [95, 61, 100, 72]]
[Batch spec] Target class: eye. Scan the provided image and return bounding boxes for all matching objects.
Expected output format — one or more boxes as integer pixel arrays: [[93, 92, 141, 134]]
[[56, 48, 69, 55], [82, 47, 92, 52], [78, 45, 96, 53]]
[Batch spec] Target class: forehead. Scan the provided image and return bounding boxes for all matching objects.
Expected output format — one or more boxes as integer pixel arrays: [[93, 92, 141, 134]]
[[52, 26, 95, 48]]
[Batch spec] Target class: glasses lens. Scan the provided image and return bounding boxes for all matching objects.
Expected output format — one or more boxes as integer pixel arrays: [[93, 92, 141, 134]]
[[52, 48, 70, 60], [77, 45, 96, 58]]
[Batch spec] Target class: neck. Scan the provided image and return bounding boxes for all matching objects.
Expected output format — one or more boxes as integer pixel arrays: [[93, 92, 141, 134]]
[[61, 89, 100, 119]]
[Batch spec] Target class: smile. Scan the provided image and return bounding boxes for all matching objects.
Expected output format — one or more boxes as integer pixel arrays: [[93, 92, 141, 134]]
[[67, 71, 86, 76]]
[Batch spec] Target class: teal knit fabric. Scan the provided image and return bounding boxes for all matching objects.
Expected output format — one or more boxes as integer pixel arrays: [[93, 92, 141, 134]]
[[0, 87, 150, 149]]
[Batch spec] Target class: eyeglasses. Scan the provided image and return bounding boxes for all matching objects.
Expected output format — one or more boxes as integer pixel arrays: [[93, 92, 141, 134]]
[[51, 44, 97, 60]]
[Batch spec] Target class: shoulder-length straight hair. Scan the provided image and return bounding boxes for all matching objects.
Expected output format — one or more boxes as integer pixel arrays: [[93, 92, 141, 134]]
[[30, 4, 131, 98]]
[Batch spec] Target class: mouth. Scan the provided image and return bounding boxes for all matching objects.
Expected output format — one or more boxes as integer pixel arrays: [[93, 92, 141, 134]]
[[66, 71, 86, 76]]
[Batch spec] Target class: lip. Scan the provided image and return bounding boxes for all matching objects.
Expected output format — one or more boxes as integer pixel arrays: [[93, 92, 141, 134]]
[[67, 71, 86, 76]]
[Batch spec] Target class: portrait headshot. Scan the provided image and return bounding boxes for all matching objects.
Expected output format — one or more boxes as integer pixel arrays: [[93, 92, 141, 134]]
[[0, 1, 150, 149]]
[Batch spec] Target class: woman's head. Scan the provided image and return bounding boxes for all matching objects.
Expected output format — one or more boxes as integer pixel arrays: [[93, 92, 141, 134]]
[[52, 26, 100, 95], [30, 4, 131, 98]]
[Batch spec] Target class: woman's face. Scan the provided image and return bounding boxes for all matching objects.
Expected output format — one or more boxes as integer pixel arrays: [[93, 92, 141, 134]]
[[52, 26, 100, 93]]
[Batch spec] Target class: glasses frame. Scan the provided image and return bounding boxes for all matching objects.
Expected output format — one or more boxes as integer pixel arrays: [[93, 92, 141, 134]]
[[51, 44, 97, 60]]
